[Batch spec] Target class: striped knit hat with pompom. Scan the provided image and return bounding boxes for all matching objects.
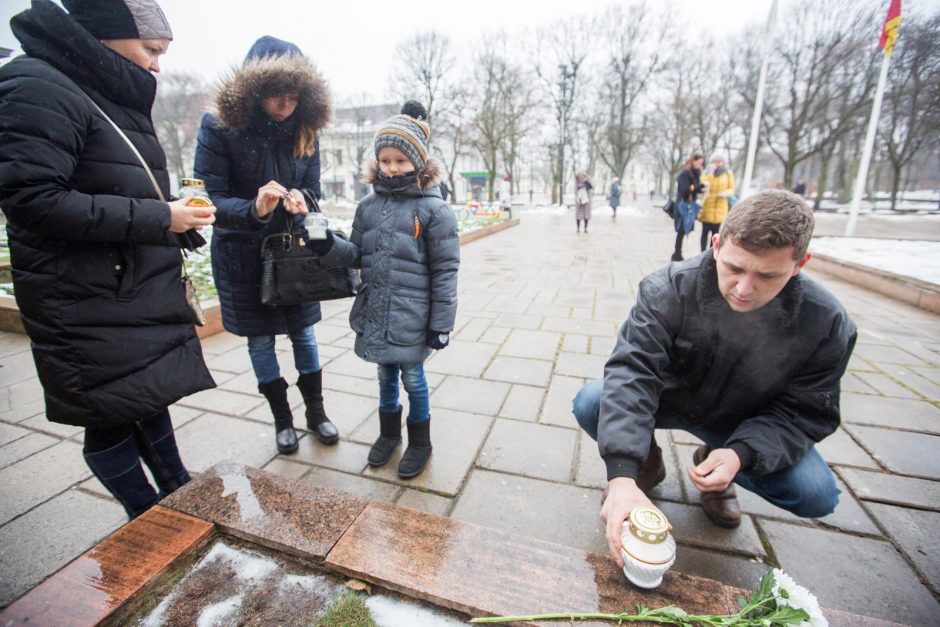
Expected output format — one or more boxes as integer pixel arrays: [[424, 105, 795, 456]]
[[374, 114, 430, 171]]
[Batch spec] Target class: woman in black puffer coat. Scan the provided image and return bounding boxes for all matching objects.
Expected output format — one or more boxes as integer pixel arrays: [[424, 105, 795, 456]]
[[193, 36, 336, 455], [0, 0, 216, 519]]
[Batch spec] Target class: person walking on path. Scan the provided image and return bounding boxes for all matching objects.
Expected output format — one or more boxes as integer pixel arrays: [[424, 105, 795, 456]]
[[499, 175, 512, 219], [572, 190, 856, 566], [698, 152, 735, 251], [671, 153, 706, 261], [0, 0, 216, 519], [575, 172, 593, 233], [193, 36, 337, 455], [309, 111, 460, 479], [609, 177, 622, 217]]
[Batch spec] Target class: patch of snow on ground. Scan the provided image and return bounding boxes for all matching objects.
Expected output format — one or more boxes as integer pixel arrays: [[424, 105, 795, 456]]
[[810, 237, 940, 285], [365, 595, 467, 627]]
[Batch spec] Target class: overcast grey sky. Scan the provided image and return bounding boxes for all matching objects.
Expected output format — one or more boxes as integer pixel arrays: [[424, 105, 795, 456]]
[[2, 0, 939, 102]]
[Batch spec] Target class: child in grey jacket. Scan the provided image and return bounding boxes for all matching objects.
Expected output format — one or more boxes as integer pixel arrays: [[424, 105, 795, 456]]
[[312, 112, 460, 479]]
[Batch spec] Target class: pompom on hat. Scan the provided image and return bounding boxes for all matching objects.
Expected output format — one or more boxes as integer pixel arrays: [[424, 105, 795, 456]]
[[374, 114, 431, 171], [63, 0, 173, 40]]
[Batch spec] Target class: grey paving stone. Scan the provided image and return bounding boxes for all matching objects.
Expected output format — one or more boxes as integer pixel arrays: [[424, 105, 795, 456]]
[[0, 441, 90, 526], [219, 370, 263, 395], [838, 467, 940, 510], [0, 351, 40, 387], [498, 329, 561, 361], [168, 404, 205, 429], [570, 306, 592, 320], [0, 489, 125, 607], [589, 334, 616, 356], [301, 390, 376, 436], [425, 340, 496, 377], [431, 375, 510, 416], [490, 312, 543, 330], [840, 392, 940, 434], [204, 346, 253, 373], [479, 419, 577, 482], [321, 371, 379, 395], [884, 365, 940, 400], [541, 316, 615, 336], [0, 422, 31, 446], [525, 304, 571, 318], [396, 489, 452, 517], [176, 387, 264, 417], [761, 520, 940, 625], [594, 303, 629, 323], [483, 355, 553, 387], [452, 317, 494, 342], [840, 373, 878, 394], [363, 408, 492, 496], [261, 457, 311, 479], [853, 343, 929, 366], [655, 501, 764, 557], [323, 350, 376, 378], [553, 351, 607, 379], [312, 322, 353, 344], [19, 414, 82, 440], [498, 385, 544, 422], [174, 413, 278, 473], [846, 425, 940, 478], [672, 545, 770, 592], [478, 325, 511, 345], [816, 427, 878, 468], [303, 466, 401, 502], [853, 371, 920, 399], [575, 430, 606, 489], [865, 503, 940, 591], [0, 377, 44, 415], [847, 354, 879, 372], [562, 334, 589, 353], [291, 437, 370, 474], [539, 374, 585, 428], [486, 295, 533, 314], [0, 397, 45, 424], [198, 331, 246, 356], [0, 432, 58, 470], [451, 469, 608, 555]]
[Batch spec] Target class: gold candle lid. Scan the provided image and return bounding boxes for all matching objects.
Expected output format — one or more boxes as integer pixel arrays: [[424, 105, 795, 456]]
[[628, 507, 669, 544]]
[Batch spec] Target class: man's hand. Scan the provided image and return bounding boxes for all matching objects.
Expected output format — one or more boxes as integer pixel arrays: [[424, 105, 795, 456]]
[[687, 447, 741, 493], [168, 196, 216, 233], [255, 180, 289, 218], [601, 477, 654, 568]]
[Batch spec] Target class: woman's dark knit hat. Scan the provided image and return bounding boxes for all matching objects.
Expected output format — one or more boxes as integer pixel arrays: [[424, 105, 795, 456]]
[[63, 0, 173, 40]]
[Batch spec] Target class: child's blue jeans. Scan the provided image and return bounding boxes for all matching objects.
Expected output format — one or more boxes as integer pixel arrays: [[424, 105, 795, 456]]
[[246, 326, 321, 385], [572, 377, 840, 518], [377, 362, 429, 424]]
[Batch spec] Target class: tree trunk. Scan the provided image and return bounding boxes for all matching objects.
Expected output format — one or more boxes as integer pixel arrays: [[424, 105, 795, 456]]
[[890, 162, 902, 211], [814, 155, 830, 211]]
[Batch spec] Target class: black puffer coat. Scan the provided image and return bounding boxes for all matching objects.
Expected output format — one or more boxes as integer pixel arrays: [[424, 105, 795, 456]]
[[194, 37, 331, 337], [598, 251, 857, 480], [321, 159, 459, 365], [0, 1, 215, 427]]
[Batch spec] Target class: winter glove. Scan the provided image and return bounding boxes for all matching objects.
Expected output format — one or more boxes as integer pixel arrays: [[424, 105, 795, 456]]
[[307, 229, 334, 255], [426, 330, 450, 350]]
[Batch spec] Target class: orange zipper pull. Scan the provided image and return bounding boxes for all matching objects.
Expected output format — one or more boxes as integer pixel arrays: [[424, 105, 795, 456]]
[[413, 215, 420, 238]]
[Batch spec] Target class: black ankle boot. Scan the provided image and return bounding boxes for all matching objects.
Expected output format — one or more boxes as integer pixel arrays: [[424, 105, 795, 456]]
[[84, 435, 159, 519], [258, 378, 298, 454], [296, 371, 339, 445], [368, 408, 402, 467], [398, 419, 432, 479], [135, 410, 191, 497]]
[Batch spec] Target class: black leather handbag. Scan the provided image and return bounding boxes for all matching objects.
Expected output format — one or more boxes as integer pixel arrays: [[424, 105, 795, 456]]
[[259, 200, 360, 307]]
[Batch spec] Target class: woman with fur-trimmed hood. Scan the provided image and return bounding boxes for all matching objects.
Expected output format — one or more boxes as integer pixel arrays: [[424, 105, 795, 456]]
[[309, 111, 460, 480], [194, 36, 337, 456]]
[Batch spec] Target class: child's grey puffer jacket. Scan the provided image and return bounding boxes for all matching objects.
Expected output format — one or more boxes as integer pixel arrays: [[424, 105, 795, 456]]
[[321, 158, 459, 364]]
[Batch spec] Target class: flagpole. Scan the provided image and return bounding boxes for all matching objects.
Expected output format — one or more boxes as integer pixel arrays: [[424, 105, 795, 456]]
[[845, 52, 891, 237], [741, 0, 777, 199]]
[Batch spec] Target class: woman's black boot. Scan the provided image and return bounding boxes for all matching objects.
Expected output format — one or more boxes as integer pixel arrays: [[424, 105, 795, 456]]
[[134, 409, 192, 497], [258, 378, 298, 454], [297, 370, 339, 444], [398, 419, 432, 479], [368, 408, 402, 467]]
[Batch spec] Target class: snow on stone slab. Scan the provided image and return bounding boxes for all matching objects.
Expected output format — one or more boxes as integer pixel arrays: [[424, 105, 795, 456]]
[[810, 237, 940, 286]]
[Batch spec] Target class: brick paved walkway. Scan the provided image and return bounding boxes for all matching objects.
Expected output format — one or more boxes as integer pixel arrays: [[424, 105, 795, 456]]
[[1, 202, 938, 623]]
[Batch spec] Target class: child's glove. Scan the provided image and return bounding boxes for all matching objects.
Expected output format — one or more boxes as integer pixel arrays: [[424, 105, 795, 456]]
[[307, 229, 334, 255], [426, 330, 450, 350]]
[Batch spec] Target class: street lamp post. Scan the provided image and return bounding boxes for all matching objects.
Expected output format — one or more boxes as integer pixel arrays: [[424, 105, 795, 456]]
[[557, 62, 578, 206]]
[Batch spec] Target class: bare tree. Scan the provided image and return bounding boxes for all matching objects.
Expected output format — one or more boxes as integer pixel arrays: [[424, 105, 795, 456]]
[[389, 31, 456, 126], [878, 13, 940, 209], [434, 84, 475, 201], [499, 70, 540, 194], [469, 38, 517, 201], [342, 95, 383, 200], [153, 71, 209, 183], [591, 2, 670, 182]]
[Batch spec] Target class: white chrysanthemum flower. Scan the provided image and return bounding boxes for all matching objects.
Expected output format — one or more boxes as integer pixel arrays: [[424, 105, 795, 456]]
[[771, 569, 828, 627]]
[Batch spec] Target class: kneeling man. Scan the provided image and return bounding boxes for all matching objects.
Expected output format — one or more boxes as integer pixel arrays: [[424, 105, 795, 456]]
[[573, 190, 856, 566]]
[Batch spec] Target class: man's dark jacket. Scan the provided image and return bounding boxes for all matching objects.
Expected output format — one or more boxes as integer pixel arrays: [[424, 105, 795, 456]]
[[0, 1, 214, 427], [598, 251, 857, 480]]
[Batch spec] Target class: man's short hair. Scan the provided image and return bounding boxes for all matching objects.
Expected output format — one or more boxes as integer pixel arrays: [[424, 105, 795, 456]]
[[719, 190, 814, 259]]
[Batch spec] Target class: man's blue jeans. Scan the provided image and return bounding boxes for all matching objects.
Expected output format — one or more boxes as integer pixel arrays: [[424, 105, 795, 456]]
[[377, 362, 429, 424], [247, 326, 321, 385], [572, 378, 840, 518]]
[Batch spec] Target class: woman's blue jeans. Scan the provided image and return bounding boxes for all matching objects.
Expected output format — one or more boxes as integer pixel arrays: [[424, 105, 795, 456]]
[[377, 362, 429, 424], [572, 377, 840, 518], [246, 326, 320, 385]]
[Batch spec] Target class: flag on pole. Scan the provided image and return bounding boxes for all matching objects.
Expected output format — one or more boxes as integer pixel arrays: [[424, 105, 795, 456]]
[[878, 0, 902, 56]]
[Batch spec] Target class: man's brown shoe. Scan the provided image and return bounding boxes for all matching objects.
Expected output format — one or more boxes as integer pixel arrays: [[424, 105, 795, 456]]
[[636, 438, 667, 492], [693, 445, 741, 528]]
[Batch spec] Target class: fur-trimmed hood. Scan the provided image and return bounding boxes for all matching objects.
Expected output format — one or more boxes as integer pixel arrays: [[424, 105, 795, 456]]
[[214, 53, 330, 135], [364, 156, 445, 192]]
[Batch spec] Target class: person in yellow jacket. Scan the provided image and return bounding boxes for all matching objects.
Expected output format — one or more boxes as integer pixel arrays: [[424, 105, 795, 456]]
[[698, 153, 735, 251]]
